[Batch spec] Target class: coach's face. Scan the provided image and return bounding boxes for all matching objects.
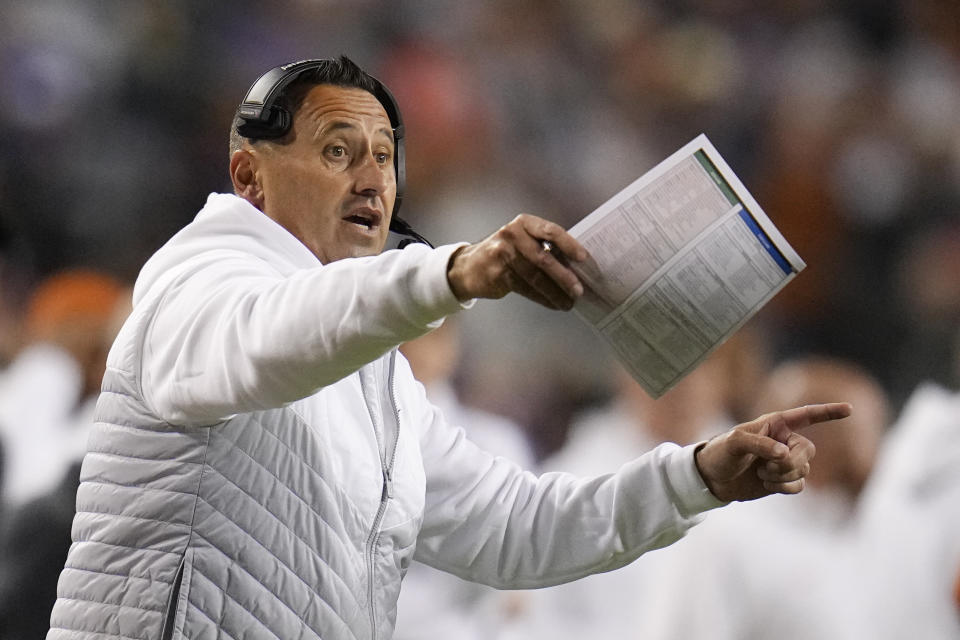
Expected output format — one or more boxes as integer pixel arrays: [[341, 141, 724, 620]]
[[232, 84, 397, 263]]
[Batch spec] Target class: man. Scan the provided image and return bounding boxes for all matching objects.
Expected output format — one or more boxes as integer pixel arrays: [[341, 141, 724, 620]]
[[48, 57, 850, 640]]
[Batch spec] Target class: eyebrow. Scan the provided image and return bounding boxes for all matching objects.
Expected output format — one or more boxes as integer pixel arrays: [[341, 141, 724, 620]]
[[317, 121, 394, 143]]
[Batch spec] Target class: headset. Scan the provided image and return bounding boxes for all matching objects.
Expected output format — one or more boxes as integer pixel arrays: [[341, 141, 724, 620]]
[[236, 59, 432, 248]]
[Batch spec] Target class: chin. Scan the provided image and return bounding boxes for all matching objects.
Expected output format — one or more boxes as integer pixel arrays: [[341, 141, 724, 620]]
[[331, 244, 384, 262]]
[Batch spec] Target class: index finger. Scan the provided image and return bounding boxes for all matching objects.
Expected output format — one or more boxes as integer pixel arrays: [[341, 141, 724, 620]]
[[778, 403, 853, 430]]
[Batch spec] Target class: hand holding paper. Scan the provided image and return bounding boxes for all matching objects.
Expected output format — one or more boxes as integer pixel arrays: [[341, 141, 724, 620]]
[[446, 214, 588, 310]]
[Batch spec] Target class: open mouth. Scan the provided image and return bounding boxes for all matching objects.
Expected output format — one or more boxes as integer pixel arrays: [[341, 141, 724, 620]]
[[344, 208, 381, 232]]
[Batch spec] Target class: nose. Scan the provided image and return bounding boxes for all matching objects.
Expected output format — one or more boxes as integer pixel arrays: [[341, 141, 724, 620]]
[[353, 149, 392, 198]]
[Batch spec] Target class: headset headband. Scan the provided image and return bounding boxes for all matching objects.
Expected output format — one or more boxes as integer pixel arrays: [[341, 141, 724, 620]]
[[235, 59, 408, 222]]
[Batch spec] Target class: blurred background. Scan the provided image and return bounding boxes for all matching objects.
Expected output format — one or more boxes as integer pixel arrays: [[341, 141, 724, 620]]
[[0, 0, 958, 637]]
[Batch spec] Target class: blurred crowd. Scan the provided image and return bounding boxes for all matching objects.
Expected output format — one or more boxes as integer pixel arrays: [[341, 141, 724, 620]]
[[0, 0, 958, 637]]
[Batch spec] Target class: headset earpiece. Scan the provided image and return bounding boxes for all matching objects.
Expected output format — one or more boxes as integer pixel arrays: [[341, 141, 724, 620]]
[[236, 106, 291, 140]]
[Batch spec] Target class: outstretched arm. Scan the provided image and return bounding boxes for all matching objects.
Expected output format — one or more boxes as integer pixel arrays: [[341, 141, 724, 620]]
[[414, 390, 851, 588]]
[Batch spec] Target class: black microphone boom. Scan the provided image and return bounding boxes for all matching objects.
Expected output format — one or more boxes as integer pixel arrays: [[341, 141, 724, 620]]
[[389, 216, 434, 249]]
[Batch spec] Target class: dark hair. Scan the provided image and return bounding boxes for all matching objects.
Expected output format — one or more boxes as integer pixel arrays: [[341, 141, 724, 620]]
[[228, 56, 382, 156]]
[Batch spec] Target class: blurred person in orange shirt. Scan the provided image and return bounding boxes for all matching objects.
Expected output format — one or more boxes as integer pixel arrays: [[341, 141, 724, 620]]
[[0, 269, 127, 506]]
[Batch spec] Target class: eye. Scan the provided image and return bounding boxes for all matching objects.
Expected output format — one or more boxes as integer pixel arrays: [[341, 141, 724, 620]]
[[375, 152, 390, 165], [326, 145, 346, 159]]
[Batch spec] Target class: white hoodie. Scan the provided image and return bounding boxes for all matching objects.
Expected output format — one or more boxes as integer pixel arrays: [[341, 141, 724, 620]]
[[49, 193, 722, 640]]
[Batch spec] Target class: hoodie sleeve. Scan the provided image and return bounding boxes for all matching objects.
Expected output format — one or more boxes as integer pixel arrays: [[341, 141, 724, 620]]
[[404, 358, 725, 589], [139, 242, 466, 426]]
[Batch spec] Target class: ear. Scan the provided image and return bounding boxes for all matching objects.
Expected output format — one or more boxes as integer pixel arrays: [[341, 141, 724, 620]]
[[230, 149, 264, 210]]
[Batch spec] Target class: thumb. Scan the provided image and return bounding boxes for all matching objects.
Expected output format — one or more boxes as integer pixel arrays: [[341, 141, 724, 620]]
[[725, 428, 790, 462]]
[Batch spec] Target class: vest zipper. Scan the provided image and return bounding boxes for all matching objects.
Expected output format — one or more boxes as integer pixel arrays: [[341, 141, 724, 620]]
[[385, 350, 401, 490], [362, 351, 401, 639], [365, 487, 389, 639], [160, 556, 186, 640]]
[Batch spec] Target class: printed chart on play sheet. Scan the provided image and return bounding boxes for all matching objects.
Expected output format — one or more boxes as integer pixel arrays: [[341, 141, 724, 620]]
[[569, 133, 804, 397]]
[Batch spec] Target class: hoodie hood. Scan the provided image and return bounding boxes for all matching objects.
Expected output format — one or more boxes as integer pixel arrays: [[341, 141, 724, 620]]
[[133, 193, 319, 306]]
